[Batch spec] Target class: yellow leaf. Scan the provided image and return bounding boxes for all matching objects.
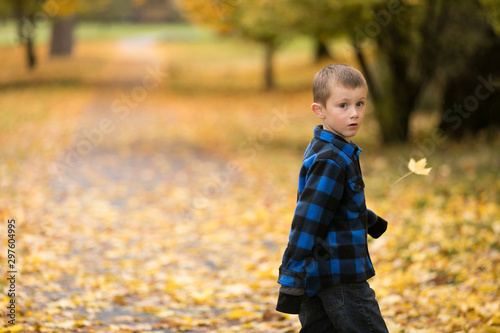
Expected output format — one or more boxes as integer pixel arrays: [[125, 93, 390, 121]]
[[226, 309, 255, 320], [408, 158, 432, 175], [394, 158, 432, 185], [0, 325, 23, 333]]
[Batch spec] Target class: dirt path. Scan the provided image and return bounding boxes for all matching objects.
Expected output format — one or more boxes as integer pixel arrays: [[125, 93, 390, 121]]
[[40, 36, 233, 332]]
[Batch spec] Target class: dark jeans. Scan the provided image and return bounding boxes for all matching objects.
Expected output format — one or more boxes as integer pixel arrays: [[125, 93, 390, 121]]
[[299, 282, 388, 333]]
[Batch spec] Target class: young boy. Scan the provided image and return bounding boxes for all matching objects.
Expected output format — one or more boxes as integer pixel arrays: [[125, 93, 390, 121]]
[[276, 64, 389, 332]]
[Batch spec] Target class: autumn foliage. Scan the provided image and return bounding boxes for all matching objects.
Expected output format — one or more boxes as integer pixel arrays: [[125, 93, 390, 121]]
[[0, 23, 499, 332]]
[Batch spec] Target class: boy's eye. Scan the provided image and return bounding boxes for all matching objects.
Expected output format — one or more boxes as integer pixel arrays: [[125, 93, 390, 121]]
[[339, 103, 347, 108], [356, 102, 365, 107]]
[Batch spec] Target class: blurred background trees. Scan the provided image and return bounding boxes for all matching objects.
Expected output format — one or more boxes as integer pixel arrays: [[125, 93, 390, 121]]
[[0, 0, 181, 66], [1, 0, 499, 143], [179, 0, 499, 143], [366, 0, 500, 142], [179, 0, 298, 90]]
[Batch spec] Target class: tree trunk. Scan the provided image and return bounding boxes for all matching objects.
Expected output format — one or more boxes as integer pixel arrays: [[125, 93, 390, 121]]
[[440, 30, 500, 139], [50, 16, 76, 57], [26, 23, 36, 69], [353, 40, 380, 102], [314, 38, 331, 63], [15, 0, 36, 70], [15, 0, 24, 45], [367, 1, 436, 144], [355, 34, 416, 143], [263, 40, 275, 90], [16, 0, 37, 70]]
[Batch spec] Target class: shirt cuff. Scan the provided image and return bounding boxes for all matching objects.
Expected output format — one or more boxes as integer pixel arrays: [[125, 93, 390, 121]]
[[368, 215, 388, 238], [278, 267, 306, 289], [367, 209, 378, 227], [276, 292, 302, 314]]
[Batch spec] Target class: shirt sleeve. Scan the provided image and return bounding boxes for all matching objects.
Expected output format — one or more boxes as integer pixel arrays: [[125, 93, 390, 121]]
[[367, 209, 378, 227], [367, 213, 388, 239], [278, 159, 345, 289]]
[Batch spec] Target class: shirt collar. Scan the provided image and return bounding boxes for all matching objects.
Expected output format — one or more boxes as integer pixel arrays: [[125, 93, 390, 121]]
[[313, 125, 361, 157]]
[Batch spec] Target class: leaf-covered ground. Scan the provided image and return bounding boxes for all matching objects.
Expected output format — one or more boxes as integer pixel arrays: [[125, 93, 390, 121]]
[[0, 27, 499, 332]]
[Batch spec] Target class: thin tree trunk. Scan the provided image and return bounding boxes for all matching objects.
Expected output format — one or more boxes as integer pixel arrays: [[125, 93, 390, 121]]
[[263, 40, 275, 90], [26, 18, 36, 69], [314, 38, 331, 63], [16, 0, 37, 69], [15, 0, 23, 45]]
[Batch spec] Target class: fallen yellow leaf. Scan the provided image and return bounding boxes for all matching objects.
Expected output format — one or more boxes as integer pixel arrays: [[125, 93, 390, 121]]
[[0, 325, 23, 333], [226, 309, 255, 320]]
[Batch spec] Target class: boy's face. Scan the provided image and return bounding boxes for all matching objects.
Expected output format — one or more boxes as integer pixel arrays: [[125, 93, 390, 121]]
[[312, 84, 367, 142]]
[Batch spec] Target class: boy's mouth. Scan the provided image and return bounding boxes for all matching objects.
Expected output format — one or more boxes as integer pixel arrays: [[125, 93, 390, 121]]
[[348, 123, 358, 128]]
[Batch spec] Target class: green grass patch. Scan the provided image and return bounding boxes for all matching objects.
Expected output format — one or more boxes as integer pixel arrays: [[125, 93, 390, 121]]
[[75, 21, 216, 42], [0, 20, 216, 47]]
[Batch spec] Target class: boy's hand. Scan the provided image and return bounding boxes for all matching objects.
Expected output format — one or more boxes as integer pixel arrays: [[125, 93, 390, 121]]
[[368, 216, 388, 238], [276, 286, 304, 314]]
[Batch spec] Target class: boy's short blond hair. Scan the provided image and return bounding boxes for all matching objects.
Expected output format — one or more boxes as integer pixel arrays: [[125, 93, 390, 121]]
[[313, 64, 368, 107]]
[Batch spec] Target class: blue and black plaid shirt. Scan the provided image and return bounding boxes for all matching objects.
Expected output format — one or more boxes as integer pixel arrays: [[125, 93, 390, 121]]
[[278, 125, 385, 297]]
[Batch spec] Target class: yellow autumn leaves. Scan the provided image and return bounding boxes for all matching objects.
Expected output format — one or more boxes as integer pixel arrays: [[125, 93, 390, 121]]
[[1, 25, 499, 332]]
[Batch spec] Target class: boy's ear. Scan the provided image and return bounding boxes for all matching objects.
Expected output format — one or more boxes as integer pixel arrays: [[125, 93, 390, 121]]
[[311, 103, 325, 119]]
